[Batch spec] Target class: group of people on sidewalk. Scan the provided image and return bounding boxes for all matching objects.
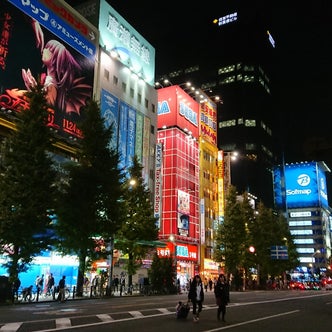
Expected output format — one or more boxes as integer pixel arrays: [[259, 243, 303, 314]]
[[187, 273, 230, 323], [35, 274, 66, 302]]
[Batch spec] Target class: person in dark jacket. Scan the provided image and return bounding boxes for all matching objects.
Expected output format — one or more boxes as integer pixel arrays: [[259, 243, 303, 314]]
[[214, 274, 230, 322], [188, 274, 204, 322]]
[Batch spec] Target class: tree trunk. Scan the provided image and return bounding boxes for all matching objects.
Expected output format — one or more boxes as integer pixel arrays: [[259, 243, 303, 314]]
[[76, 254, 86, 297]]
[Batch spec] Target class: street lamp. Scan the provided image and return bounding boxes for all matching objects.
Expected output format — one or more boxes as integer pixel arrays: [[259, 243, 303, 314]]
[[312, 249, 321, 276], [223, 151, 238, 190]]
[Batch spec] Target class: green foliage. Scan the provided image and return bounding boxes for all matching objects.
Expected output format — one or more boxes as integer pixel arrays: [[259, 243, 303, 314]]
[[0, 83, 57, 281], [214, 185, 299, 286], [148, 252, 177, 294], [55, 99, 124, 294], [116, 155, 159, 286]]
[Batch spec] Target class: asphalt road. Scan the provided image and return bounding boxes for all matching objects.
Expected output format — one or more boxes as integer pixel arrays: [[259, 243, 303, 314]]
[[1, 289, 332, 331]]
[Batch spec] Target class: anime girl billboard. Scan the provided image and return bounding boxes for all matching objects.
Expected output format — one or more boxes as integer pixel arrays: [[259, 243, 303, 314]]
[[0, 1, 95, 139]]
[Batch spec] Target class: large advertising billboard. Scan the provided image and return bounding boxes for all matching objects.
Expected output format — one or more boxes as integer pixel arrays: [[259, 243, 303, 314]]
[[157, 85, 200, 139], [98, 0, 155, 86], [273, 162, 329, 209], [0, 0, 97, 138]]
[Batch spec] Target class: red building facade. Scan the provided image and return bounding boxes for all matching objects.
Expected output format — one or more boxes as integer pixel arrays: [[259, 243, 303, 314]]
[[155, 86, 200, 284]]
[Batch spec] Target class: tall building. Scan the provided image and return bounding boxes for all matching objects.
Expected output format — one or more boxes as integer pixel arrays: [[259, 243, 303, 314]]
[[157, 2, 278, 207], [274, 161, 332, 277], [0, 0, 158, 286], [156, 85, 201, 284]]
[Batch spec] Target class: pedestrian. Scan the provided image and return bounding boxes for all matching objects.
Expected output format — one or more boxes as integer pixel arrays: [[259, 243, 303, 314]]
[[119, 275, 125, 296], [188, 274, 204, 322], [208, 278, 213, 291], [214, 274, 230, 322], [58, 276, 66, 302], [113, 275, 119, 292], [92, 275, 99, 296], [35, 274, 44, 295], [47, 273, 55, 298], [204, 278, 208, 292]]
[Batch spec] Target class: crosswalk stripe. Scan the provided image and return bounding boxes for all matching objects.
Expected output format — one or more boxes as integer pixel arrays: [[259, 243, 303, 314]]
[[158, 308, 172, 313], [0, 322, 22, 332], [55, 318, 71, 328], [97, 314, 114, 321], [129, 311, 144, 317]]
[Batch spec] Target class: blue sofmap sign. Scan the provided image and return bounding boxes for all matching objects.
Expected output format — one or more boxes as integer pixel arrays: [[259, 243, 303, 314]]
[[273, 162, 329, 209]]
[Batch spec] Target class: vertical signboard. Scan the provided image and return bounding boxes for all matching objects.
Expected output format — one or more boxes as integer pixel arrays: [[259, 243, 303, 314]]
[[200, 100, 217, 145], [101, 89, 119, 150], [217, 150, 225, 220], [154, 143, 163, 229]]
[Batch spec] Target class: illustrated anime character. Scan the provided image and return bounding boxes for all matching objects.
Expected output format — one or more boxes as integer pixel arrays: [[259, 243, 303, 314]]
[[7, 19, 91, 116]]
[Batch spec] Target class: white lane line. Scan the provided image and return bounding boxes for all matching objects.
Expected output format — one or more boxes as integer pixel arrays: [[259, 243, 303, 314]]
[[129, 311, 144, 317], [55, 318, 71, 329], [158, 308, 172, 314], [97, 314, 114, 321], [0, 322, 23, 332], [203, 310, 300, 331]]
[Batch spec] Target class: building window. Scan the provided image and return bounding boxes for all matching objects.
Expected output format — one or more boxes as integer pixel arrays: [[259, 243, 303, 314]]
[[245, 119, 256, 127], [151, 103, 156, 113], [113, 75, 118, 85], [122, 82, 127, 92], [130, 88, 134, 98], [138, 93, 142, 103], [145, 98, 149, 109], [104, 69, 109, 81], [150, 124, 154, 134]]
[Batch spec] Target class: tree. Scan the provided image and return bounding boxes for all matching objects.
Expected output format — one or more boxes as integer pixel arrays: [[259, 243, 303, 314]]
[[214, 186, 299, 290], [55, 99, 124, 296], [0, 83, 57, 284], [116, 155, 159, 291], [214, 186, 247, 285], [252, 203, 299, 285], [148, 252, 176, 294]]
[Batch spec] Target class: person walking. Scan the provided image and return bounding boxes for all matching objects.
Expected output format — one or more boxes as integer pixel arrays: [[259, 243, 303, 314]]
[[47, 273, 55, 299], [214, 274, 230, 322], [58, 276, 66, 303], [188, 274, 204, 322], [35, 275, 44, 298]]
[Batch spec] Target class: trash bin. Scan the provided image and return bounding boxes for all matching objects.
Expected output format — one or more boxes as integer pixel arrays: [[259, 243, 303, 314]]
[[0, 276, 11, 303]]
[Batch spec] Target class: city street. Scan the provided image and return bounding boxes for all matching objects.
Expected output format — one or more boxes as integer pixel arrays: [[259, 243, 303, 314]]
[[1, 289, 332, 331]]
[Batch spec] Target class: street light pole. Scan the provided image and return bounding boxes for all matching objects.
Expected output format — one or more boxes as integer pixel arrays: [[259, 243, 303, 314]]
[[169, 235, 178, 290], [223, 151, 238, 191], [106, 237, 114, 295]]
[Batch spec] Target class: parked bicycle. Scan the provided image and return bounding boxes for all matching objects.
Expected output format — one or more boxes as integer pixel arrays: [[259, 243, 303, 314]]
[[16, 285, 35, 303], [54, 285, 70, 301]]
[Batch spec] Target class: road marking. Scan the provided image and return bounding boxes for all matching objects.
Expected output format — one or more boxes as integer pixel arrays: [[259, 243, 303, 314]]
[[0, 323, 22, 332], [129, 311, 144, 317], [97, 314, 114, 321], [158, 308, 172, 313], [55, 318, 71, 329], [203, 310, 300, 331]]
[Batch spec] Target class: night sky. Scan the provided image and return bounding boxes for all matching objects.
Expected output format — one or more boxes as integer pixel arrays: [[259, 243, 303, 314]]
[[66, 0, 332, 165]]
